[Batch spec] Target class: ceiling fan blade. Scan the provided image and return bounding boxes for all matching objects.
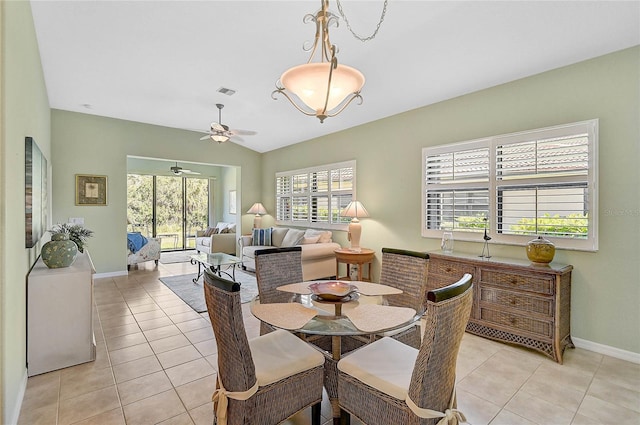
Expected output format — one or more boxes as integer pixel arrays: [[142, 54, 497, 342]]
[[200, 135, 211, 140], [182, 170, 201, 175], [230, 135, 245, 143], [231, 129, 257, 136]]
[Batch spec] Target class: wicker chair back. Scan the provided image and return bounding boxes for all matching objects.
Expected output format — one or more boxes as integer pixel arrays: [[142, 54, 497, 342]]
[[203, 269, 257, 422], [254, 247, 303, 335], [255, 246, 304, 303], [408, 273, 473, 418], [380, 248, 430, 312]]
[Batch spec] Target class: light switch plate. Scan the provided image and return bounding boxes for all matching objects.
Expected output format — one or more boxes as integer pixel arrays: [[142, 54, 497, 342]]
[[69, 217, 84, 225]]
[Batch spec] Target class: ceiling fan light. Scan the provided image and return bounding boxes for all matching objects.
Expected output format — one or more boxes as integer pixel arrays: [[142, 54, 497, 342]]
[[281, 62, 365, 113], [211, 134, 229, 143]]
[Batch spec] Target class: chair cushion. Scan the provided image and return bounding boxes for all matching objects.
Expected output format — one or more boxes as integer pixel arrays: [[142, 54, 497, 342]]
[[337, 336, 418, 400], [249, 329, 325, 386]]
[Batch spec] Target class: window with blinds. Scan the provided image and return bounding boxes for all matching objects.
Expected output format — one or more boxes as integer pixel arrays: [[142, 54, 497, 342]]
[[422, 120, 598, 251], [276, 160, 355, 229]]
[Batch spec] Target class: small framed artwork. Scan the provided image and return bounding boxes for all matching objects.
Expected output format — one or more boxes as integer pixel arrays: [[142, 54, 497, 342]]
[[76, 174, 107, 206], [229, 190, 237, 214]]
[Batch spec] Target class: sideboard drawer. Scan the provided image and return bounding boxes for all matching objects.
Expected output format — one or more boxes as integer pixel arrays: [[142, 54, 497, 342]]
[[480, 287, 553, 317], [480, 307, 552, 338], [480, 269, 553, 294], [429, 260, 475, 279]]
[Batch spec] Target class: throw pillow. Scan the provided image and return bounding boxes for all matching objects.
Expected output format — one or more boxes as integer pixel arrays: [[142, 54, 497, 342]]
[[280, 228, 305, 247], [304, 229, 333, 243], [203, 227, 217, 237], [300, 235, 321, 244], [220, 228, 230, 234], [252, 227, 272, 246], [271, 228, 290, 247]]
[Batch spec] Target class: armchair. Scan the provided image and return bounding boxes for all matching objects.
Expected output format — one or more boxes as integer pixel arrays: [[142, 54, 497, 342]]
[[195, 222, 237, 255], [127, 237, 161, 270], [337, 274, 473, 424], [203, 269, 325, 425]]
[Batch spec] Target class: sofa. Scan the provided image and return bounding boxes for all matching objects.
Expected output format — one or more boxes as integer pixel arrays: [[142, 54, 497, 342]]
[[195, 222, 237, 255], [127, 235, 161, 270], [240, 227, 341, 281]]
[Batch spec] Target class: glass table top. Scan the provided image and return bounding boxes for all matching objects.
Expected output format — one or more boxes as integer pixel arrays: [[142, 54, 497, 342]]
[[251, 294, 423, 337], [190, 252, 241, 267]]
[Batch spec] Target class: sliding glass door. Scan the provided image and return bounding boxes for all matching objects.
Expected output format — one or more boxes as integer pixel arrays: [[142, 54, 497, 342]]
[[155, 176, 183, 250], [185, 178, 208, 249], [127, 174, 210, 251]]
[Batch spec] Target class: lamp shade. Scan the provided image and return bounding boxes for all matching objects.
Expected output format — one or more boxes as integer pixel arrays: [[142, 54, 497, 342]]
[[247, 202, 267, 215], [340, 201, 369, 219], [281, 63, 365, 113]]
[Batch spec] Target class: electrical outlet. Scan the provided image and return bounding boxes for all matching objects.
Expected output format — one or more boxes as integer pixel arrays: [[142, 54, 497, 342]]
[[69, 217, 84, 225]]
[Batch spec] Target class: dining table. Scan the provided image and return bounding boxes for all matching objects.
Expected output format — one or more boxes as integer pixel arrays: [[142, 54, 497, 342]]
[[250, 280, 424, 424]]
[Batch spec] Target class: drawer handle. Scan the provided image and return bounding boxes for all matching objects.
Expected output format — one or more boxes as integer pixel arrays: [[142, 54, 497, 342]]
[[446, 268, 452, 272], [509, 299, 516, 305], [510, 318, 517, 325], [510, 279, 518, 285]]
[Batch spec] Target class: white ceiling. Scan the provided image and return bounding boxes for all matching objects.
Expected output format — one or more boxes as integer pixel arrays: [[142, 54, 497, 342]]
[[30, 1, 640, 153]]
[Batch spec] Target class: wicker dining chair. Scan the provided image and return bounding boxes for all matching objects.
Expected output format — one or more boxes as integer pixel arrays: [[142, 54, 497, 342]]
[[376, 248, 430, 348], [337, 273, 473, 425], [254, 246, 303, 335], [203, 269, 325, 425]]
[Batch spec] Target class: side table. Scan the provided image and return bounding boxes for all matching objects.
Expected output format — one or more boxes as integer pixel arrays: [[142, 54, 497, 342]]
[[334, 248, 375, 282]]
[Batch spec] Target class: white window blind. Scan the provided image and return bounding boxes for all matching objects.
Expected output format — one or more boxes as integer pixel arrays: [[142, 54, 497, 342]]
[[422, 120, 598, 251], [276, 160, 355, 229]]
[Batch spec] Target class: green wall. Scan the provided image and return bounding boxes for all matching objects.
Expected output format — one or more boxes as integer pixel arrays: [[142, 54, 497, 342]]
[[51, 110, 262, 273], [1, 1, 52, 422], [262, 47, 640, 355]]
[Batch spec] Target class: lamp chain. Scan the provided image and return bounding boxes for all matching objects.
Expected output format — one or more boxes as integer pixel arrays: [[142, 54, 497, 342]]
[[335, 0, 388, 42]]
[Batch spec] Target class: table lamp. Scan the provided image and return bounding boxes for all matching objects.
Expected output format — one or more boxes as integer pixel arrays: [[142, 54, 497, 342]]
[[247, 202, 268, 228], [341, 201, 369, 252]]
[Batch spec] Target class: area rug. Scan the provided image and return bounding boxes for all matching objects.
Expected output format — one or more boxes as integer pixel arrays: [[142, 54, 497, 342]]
[[159, 250, 197, 264], [159, 269, 258, 313]]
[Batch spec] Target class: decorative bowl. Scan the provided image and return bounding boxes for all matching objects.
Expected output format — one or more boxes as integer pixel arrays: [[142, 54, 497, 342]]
[[308, 281, 358, 301]]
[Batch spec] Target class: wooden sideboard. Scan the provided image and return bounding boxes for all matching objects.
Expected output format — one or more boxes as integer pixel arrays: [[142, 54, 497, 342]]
[[427, 252, 573, 363]]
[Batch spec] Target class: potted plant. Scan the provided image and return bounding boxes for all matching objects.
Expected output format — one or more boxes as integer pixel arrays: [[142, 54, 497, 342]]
[[49, 223, 94, 253]]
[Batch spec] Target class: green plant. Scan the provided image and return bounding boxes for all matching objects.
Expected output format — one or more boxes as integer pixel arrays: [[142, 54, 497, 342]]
[[510, 213, 588, 237], [50, 223, 94, 253]]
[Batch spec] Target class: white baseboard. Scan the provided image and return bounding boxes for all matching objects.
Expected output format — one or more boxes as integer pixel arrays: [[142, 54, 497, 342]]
[[6, 369, 28, 425], [94, 270, 128, 279], [573, 337, 640, 364]]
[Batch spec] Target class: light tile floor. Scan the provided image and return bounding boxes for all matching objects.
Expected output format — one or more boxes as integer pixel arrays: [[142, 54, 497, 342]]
[[18, 260, 640, 425]]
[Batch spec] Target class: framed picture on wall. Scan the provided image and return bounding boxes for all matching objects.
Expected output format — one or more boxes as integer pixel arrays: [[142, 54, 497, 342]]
[[229, 190, 237, 214], [76, 174, 107, 206]]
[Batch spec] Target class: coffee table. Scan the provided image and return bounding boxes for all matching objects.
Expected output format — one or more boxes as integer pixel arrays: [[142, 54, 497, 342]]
[[190, 252, 242, 283]]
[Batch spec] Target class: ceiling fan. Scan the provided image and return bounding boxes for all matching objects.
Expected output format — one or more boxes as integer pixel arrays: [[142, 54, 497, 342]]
[[200, 104, 257, 143], [170, 162, 200, 176]]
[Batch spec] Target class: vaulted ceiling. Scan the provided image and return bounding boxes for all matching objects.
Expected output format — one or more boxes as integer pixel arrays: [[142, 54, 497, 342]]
[[30, 1, 640, 153]]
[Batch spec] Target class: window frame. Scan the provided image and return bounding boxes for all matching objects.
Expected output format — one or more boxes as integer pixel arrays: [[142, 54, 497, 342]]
[[275, 160, 356, 230], [422, 119, 599, 251]]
